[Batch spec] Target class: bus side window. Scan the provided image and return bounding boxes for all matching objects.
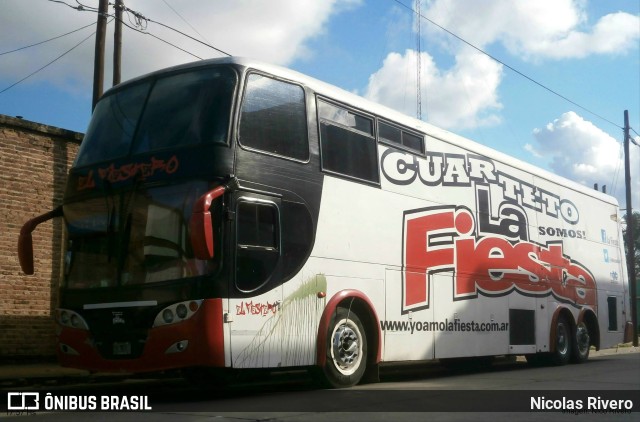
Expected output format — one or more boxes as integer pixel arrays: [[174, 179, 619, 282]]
[[239, 73, 309, 162], [607, 296, 618, 331], [235, 201, 280, 292], [317, 99, 379, 183], [378, 120, 424, 154]]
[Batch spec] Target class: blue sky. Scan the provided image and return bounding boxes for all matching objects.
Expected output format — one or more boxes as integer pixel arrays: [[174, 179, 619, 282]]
[[1, 0, 639, 209]]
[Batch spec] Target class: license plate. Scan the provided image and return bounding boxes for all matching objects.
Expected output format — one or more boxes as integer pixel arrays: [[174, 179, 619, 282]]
[[113, 342, 131, 355]]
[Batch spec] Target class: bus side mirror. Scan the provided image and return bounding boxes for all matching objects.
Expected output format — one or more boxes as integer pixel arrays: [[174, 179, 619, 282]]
[[18, 206, 63, 275], [190, 186, 225, 260]]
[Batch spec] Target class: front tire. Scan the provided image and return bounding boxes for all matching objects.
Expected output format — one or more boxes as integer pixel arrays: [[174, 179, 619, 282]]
[[320, 307, 367, 388]]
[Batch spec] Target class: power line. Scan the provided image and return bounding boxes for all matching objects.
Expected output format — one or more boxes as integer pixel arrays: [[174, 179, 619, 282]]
[[48, 0, 229, 59], [47, 0, 97, 12], [631, 127, 640, 144], [0, 22, 95, 56], [0, 30, 96, 96], [45, 0, 206, 60], [392, 0, 624, 131], [161, 0, 211, 46], [148, 18, 229, 56], [119, 17, 203, 60], [118, 4, 231, 57]]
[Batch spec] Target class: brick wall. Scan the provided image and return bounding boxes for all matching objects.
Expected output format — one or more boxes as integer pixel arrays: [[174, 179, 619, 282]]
[[0, 115, 82, 359]]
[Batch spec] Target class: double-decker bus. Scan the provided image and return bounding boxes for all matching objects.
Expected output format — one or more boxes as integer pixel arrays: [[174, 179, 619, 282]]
[[19, 57, 633, 388]]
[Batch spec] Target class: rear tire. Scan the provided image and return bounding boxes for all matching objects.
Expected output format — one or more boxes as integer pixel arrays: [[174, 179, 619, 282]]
[[571, 321, 590, 363], [551, 315, 571, 366], [319, 307, 367, 388]]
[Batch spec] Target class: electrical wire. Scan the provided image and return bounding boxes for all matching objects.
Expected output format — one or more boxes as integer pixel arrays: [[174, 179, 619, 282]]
[[75, 0, 99, 12], [48, 0, 83, 10], [0, 22, 95, 56], [0, 30, 96, 96], [631, 127, 640, 145], [161, 0, 211, 46], [391, 0, 624, 131], [115, 13, 203, 60], [118, 3, 230, 57], [147, 17, 230, 56], [48, 0, 96, 12], [45, 0, 222, 59]]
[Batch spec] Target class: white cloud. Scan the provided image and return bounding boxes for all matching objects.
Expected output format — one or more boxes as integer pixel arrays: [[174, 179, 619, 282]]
[[524, 143, 543, 158], [364, 49, 503, 129], [421, 0, 640, 60], [0, 0, 360, 92], [362, 0, 638, 133], [532, 111, 640, 209]]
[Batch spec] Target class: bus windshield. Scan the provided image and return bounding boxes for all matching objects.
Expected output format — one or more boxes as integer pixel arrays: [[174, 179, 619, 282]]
[[75, 66, 236, 166], [63, 181, 222, 289]]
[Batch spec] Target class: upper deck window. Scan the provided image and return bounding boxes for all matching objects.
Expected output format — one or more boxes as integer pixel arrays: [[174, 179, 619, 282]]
[[318, 100, 379, 183], [76, 81, 151, 166], [378, 120, 424, 153], [75, 66, 236, 167], [131, 67, 235, 154], [239, 73, 309, 161]]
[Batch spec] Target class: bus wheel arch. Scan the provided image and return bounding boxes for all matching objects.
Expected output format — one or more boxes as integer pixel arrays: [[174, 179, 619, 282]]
[[315, 290, 381, 387]]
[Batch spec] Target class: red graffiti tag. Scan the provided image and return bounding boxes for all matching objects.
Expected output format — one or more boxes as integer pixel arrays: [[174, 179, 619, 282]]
[[403, 207, 596, 313], [235, 300, 279, 317], [77, 155, 179, 190]]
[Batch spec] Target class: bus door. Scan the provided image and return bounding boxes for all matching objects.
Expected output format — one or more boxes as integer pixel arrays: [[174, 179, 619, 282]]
[[228, 191, 284, 369]]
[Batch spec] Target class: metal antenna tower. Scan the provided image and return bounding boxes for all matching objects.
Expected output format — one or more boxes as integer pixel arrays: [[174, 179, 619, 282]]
[[416, 0, 422, 120]]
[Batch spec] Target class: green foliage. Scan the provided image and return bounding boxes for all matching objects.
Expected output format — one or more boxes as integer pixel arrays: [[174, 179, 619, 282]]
[[622, 211, 640, 277]]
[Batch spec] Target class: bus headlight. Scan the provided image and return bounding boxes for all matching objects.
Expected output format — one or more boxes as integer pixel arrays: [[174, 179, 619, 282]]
[[176, 304, 188, 319], [163, 309, 174, 324], [56, 309, 89, 330], [153, 300, 203, 327]]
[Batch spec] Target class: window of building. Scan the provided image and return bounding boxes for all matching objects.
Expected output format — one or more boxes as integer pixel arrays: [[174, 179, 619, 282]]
[[239, 73, 309, 161], [317, 99, 379, 183]]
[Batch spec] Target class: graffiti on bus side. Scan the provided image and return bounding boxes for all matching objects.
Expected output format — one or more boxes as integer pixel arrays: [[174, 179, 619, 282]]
[[235, 300, 279, 317]]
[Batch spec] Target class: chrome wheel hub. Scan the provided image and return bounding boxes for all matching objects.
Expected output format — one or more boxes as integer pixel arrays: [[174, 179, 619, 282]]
[[331, 321, 361, 375]]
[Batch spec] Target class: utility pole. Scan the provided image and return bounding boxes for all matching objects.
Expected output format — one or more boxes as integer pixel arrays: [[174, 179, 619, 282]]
[[92, 0, 109, 110], [623, 110, 638, 346], [113, 0, 123, 86]]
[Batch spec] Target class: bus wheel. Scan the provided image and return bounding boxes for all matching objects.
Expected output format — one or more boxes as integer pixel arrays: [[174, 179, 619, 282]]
[[571, 321, 590, 363], [551, 315, 571, 365], [321, 307, 367, 388]]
